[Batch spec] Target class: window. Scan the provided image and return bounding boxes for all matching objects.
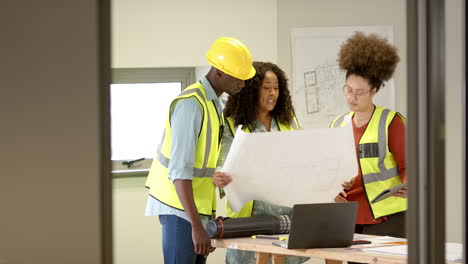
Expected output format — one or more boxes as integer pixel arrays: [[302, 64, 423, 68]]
[[111, 68, 195, 177]]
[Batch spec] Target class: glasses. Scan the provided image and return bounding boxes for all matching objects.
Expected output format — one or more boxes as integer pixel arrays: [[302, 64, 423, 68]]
[[342, 85, 372, 98]]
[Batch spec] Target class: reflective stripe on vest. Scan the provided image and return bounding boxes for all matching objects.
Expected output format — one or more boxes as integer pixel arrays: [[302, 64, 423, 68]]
[[331, 106, 407, 219], [224, 115, 299, 218], [145, 82, 222, 216]]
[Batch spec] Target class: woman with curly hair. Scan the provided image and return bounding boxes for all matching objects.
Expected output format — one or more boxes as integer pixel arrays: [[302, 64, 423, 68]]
[[213, 61, 307, 264], [330, 32, 407, 258]]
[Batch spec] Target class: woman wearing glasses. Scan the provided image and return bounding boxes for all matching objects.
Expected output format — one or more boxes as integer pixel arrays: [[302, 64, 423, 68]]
[[330, 32, 408, 257]]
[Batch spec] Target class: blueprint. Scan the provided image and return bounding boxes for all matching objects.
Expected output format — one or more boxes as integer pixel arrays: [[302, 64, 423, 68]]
[[222, 119, 357, 212]]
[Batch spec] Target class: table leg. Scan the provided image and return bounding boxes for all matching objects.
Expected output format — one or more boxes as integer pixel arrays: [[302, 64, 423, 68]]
[[325, 259, 343, 264], [255, 252, 271, 264], [271, 254, 286, 264]]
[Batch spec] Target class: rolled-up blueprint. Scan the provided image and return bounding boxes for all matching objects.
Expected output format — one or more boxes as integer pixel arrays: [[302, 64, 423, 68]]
[[206, 215, 290, 239]]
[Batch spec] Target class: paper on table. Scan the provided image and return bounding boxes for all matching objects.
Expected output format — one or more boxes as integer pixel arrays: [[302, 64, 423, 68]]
[[362, 242, 464, 262], [446, 243, 464, 262], [353, 234, 407, 244], [222, 119, 357, 212], [351, 234, 407, 248], [362, 245, 407, 256]]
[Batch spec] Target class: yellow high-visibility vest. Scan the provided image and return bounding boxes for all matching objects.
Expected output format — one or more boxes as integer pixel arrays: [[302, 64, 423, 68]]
[[330, 106, 407, 219], [145, 82, 223, 216], [225, 114, 300, 218]]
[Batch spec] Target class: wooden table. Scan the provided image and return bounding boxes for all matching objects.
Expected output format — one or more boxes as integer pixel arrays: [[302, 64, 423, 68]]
[[212, 237, 461, 264]]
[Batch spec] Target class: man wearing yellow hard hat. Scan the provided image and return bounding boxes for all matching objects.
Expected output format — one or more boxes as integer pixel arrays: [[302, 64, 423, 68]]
[[145, 37, 255, 263]]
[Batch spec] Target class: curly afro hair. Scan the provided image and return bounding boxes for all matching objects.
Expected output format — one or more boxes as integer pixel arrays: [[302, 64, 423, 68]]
[[224, 61, 295, 127], [338, 31, 400, 91]]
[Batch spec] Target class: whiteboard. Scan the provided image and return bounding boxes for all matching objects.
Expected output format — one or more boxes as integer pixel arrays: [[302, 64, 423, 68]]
[[291, 26, 395, 128]]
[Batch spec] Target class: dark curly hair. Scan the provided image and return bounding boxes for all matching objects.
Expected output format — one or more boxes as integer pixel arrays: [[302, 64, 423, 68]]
[[338, 31, 400, 91], [224, 61, 295, 127]]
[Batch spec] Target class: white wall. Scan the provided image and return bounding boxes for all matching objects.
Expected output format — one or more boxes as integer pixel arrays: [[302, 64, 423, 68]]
[[277, 0, 407, 116], [112, 0, 278, 68]]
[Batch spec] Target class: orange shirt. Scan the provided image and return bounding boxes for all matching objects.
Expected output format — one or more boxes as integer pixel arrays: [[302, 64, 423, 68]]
[[345, 114, 407, 224]]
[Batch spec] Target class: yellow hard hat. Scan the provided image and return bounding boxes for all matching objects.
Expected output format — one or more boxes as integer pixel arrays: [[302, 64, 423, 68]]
[[206, 37, 256, 80]]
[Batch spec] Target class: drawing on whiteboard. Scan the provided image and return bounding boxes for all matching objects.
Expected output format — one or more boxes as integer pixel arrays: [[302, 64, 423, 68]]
[[303, 60, 345, 115], [291, 26, 395, 129]]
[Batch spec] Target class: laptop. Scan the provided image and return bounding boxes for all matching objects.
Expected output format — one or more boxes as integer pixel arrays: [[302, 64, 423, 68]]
[[273, 202, 358, 249]]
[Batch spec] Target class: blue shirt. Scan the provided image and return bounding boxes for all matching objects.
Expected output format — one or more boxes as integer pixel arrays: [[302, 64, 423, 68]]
[[145, 77, 222, 226]]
